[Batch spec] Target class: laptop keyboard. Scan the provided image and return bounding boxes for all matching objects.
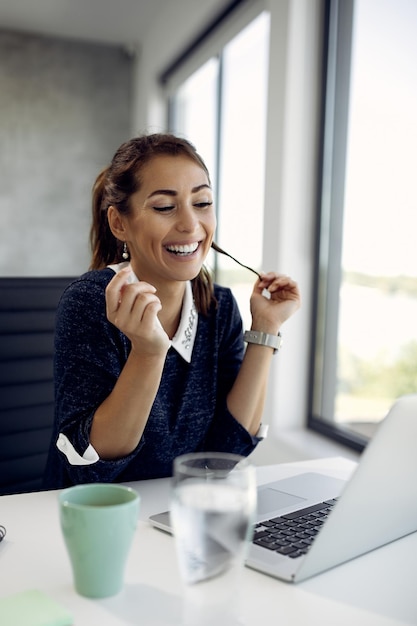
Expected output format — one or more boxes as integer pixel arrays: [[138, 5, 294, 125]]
[[253, 499, 338, 559]]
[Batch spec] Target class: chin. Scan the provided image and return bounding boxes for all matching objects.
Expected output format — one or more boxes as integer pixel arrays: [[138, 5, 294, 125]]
[[172, 264, 203, 283]]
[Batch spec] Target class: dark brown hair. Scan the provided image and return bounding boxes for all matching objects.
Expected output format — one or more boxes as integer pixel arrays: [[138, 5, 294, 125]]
[[90, 133, 215, 314]]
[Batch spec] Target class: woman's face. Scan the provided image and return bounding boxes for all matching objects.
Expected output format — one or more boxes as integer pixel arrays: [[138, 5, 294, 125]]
[[122, 155, 216, 285]]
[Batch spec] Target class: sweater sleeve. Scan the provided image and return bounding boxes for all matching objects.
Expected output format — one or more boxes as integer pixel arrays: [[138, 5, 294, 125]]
[[202, 287, 262, 457], [49, 272, 142, 485]]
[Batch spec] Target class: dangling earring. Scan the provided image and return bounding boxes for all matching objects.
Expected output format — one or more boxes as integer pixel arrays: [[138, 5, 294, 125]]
[[122, 242, 129, 260]]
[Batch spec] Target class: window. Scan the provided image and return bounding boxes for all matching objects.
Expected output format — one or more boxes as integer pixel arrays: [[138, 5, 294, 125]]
[[168, 58, 219, 190], [311, 0, 417, 449], [168, 11, 270, 327]]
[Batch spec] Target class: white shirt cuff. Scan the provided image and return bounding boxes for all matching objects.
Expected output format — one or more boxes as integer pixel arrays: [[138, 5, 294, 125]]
[[256, 423, 269, 439], [57, 433, 100, 466]]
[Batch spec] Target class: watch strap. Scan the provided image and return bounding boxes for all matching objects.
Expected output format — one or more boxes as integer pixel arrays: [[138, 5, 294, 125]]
[[243, 330, 282, 354]]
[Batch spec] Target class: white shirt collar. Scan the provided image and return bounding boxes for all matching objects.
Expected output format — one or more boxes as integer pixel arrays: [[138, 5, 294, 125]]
[[107, 262, 198, 363]]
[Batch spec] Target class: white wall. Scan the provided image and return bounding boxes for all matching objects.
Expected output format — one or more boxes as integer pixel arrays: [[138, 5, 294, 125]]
[[131, 0, 325, 444]]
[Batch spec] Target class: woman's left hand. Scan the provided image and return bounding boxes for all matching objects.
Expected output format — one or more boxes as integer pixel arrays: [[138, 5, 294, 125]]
[[250, 272, 301, 333]]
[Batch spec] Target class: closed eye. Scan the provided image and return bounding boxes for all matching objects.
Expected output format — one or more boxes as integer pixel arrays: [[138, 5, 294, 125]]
[[194, 201, 213, 209], [152, 205, 175, 212], [152, 201, 213, 212]]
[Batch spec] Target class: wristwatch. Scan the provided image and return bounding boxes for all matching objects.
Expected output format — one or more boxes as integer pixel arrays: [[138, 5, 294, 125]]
[[243, 330, 283, 354]]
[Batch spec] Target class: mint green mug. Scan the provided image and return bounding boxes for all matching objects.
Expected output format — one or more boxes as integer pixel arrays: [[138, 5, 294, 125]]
[[59, 483, 140, 598]]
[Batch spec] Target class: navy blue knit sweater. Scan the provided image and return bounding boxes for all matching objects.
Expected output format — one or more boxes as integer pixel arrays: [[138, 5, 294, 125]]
[[43, 269, 260, 488]]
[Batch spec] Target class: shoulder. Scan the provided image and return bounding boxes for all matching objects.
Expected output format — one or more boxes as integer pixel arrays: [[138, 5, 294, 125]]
[[199, 284, 243, 354], [210, 283, 242, 327], [57, 268, 115, 317], [213, 283, 238, 312], [67, 268, 115, 291], [55, 269, 119, 343], [61, 268, 115, 300], [213, 283, 232, 298]]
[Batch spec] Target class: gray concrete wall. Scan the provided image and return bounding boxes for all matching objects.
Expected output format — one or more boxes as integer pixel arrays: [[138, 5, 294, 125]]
[[0, 29, 133, 276]]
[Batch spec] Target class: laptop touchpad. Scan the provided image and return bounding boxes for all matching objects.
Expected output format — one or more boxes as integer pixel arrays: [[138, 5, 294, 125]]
[[257, 488, 305, 516]]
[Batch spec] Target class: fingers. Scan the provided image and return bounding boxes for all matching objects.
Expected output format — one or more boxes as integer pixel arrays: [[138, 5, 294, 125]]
[[250, 272, 301, 330], [105, 267, 160, 323], [257, 272, 300, 299], [106, 266, 135, 313]]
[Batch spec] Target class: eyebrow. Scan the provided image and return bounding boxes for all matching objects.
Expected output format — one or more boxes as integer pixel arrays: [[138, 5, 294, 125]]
[[147, 184, 211, 199]]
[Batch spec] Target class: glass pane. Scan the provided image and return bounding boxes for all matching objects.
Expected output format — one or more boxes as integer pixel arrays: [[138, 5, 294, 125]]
[[170, 57, 219, 270], [170, 57, 219, 188], [217, 12, 270, 326], [336, 0, 417, 437]]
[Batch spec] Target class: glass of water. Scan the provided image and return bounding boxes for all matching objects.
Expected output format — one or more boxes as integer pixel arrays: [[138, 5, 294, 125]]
[[171, 452, 256, 590]]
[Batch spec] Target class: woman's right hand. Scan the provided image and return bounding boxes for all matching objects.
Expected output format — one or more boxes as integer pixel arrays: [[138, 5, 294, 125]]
[[105, 266, 170, 356]]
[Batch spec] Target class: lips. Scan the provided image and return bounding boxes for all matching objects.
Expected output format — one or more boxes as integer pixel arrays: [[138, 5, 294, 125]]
[[165, 242, 200, 256]]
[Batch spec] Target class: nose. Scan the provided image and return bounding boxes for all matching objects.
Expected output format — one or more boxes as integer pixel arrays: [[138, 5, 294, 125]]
[[176, 204, 199, 233]]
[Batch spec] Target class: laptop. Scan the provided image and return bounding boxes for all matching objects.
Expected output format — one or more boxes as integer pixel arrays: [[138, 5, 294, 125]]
[[149, 394, 417, 582]]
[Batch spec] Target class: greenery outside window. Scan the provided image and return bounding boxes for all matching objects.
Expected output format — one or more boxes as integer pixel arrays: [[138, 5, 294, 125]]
[[310, 0, 417, 450]]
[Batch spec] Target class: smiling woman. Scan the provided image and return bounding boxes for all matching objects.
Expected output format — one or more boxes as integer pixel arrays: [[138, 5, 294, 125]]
[[106, 155, 216, 290], [43, 132, 301, 489]]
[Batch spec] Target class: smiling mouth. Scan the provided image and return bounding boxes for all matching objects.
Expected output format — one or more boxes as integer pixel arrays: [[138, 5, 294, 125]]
[[165, 242, 200, 256]]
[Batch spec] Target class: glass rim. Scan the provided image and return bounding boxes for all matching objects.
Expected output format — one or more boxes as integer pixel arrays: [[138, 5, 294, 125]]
[[173, 451, 251, 477]]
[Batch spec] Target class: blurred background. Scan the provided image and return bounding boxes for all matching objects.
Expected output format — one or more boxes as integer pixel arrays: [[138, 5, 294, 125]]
[[1, 0, 416, 457]]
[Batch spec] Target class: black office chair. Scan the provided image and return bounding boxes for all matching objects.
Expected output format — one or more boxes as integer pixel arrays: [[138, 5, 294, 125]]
[[0, 276, 74, 495]]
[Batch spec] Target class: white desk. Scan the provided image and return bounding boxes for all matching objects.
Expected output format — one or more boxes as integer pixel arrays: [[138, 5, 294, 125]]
[[1, 457, 416, 625]]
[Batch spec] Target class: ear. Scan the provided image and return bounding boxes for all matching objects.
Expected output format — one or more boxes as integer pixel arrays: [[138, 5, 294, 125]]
[[107, 206, 127, 241]]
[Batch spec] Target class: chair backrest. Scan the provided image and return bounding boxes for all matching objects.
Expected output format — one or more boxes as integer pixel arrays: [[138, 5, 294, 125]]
[[0, 277, 75, 495]]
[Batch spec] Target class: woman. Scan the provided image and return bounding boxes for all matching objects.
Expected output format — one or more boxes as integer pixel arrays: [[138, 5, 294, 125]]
[[43, 133, 300, 488]]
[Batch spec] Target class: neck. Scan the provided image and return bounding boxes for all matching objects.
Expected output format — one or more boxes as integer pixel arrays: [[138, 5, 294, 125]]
[[154, 281, 187, 340], [128, 262, 187, 338]]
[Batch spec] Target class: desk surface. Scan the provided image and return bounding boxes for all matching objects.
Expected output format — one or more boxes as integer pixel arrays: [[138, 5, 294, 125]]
[[1, 457, 416, 626]]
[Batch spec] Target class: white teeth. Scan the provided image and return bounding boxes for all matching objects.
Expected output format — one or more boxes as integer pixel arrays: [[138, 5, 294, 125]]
[[166, 242, 199, 254]]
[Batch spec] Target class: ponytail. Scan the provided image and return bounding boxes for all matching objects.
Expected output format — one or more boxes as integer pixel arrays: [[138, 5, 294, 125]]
[[89, 167, 123, 270]]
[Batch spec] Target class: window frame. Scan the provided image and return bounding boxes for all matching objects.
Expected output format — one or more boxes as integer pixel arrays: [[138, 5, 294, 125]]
[[308, 0, 368, 452]]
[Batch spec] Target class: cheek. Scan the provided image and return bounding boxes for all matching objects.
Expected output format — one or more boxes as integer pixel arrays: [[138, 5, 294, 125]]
[[204, 211, 216, 232]]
